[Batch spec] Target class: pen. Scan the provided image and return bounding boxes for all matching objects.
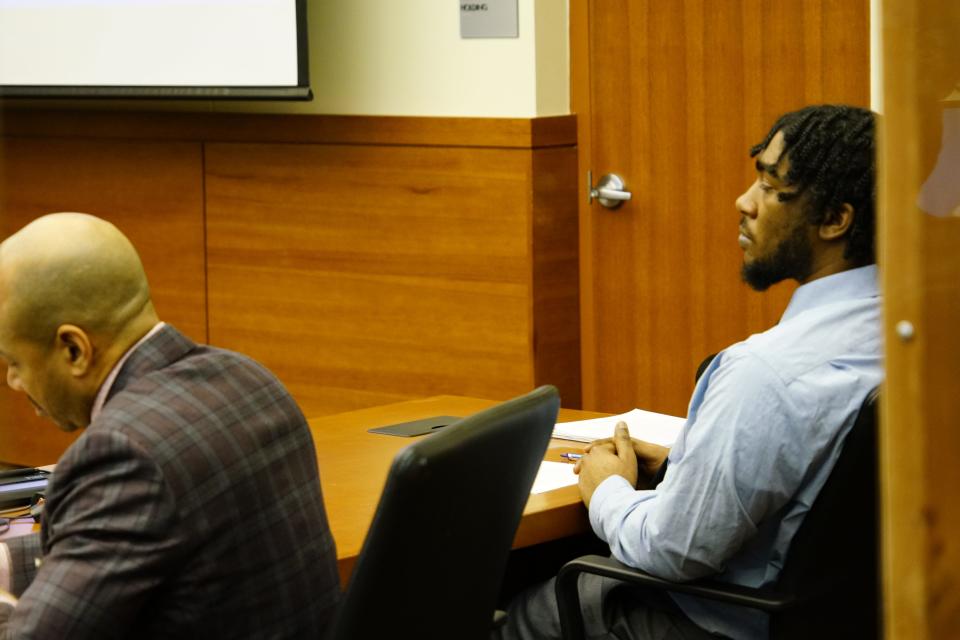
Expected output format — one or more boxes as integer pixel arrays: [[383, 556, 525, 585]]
[[560, 453, 582, 461]]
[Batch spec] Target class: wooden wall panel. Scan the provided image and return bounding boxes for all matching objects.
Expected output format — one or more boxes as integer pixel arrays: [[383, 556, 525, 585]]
[[0, 110, 578, 464], [0, 110, 576, 149], [880, 0, 960, 636], [0, 138, 206, 465], [205, 141, 580, 416], [532, 146, 581, 408]]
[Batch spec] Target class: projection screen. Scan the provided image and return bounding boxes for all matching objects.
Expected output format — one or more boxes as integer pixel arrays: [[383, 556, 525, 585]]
[[0, 0, 310, 99]]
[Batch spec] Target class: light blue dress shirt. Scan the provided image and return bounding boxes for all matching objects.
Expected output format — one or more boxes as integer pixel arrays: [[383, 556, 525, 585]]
[[588, 265, 882, 639]]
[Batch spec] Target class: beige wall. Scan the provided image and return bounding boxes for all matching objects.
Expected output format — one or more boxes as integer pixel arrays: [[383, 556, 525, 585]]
[[0, 0, 569, 118], [284, 0, 569, 117], [871, 0, 883, 111]]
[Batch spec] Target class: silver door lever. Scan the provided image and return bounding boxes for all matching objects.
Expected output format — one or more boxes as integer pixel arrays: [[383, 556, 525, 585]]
[[588, 172, 632, 209]]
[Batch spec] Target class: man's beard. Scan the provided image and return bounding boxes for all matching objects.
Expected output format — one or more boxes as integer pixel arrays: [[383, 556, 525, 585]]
[[741, 223, 814, 291]]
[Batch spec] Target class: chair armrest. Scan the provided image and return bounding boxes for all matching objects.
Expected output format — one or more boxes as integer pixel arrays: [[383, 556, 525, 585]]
[[492, 609, 508, 629], [555, 555, 805, 640]]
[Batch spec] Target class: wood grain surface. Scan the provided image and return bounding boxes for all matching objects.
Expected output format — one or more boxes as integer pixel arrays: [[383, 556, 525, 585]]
[[0, 110, 576, 149], [205, 140, 580, 417], [0, 138, 206, 465], [879, 0, 960, 635], [0, 112, 577, 465]]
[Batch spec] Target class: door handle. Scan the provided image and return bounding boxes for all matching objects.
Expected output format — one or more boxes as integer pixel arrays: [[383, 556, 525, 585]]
[[588, 172, 632, 209]]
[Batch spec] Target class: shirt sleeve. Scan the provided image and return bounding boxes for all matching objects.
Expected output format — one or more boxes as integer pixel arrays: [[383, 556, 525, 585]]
[[0, 430, 184, 639], [588, 351, 811, 582]]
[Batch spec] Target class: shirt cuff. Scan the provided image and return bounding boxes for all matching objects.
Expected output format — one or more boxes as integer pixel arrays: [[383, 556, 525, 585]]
[[588, 474, 635, 540], [0, 542, 11, 593]]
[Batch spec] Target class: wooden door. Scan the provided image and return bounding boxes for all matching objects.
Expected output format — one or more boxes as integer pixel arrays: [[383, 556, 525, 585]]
[[879, 0, 960, 636], [572, 0, 870, 414]]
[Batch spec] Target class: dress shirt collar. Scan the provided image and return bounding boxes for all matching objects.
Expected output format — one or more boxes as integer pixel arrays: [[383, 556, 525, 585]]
[[780, 264, 879, 324], [90, 321, 166, 424]]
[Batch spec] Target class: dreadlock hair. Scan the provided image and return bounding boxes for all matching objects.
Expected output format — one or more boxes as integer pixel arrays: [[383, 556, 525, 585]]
[[750, 105, 877, 265]]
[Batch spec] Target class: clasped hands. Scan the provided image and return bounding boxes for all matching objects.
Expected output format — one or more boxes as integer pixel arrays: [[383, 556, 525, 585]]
[[573, 422, 670, 508]]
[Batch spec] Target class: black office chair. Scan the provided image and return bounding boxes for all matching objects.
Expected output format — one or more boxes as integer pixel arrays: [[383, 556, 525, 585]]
[[327, 385, 560, 640], [556, 388, 881, 640]]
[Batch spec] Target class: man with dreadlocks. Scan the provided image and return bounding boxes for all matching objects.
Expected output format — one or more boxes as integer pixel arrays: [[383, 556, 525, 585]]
[[496, 105, 881, 640]]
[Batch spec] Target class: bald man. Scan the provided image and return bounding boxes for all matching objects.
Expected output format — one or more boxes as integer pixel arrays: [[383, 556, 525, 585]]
[[0, 214, 340, 638]]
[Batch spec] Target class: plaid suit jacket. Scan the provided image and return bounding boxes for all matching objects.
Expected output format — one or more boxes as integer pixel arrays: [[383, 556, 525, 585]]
[[0, 325, 340, 638]]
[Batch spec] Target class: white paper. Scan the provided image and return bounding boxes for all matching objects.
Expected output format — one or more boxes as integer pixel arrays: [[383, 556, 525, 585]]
[[552, 408, 685, 446], [529, 461, 579, 495]]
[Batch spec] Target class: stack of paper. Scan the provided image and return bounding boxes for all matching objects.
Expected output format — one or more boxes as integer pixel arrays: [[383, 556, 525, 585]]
[[552, 408, 685, 447]]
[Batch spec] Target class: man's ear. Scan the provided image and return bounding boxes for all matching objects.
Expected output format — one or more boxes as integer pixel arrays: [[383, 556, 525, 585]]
[[55, 325, 93, 377], [819, 203, 855, 241]]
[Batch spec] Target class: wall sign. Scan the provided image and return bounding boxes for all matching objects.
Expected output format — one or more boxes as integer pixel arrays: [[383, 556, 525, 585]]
[[460, 0, 518, 39]]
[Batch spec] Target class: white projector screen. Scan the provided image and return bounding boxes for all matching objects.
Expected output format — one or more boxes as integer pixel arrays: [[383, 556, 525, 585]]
[[0, 0, 310, 99]]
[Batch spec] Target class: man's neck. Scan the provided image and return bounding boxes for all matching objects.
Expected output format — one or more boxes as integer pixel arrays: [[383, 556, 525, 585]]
[[85, 304, 160, 405], [87, 318, 164, 427], [90, 317, 157, 389], [799, 247, 864, 285]]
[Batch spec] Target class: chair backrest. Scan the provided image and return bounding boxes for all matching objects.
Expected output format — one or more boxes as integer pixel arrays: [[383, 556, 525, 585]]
[[328, 385, 560, 640], [774, 387, 880, 636], [694, 353, 718, 384]]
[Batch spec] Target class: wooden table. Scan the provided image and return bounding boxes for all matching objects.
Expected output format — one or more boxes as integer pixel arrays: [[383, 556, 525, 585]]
[[310, 395, 604, 584]]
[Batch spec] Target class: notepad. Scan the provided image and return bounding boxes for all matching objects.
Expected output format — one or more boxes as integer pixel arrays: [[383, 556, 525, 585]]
[[552, 408, 685, 446], [530, 461, 578, 494]]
